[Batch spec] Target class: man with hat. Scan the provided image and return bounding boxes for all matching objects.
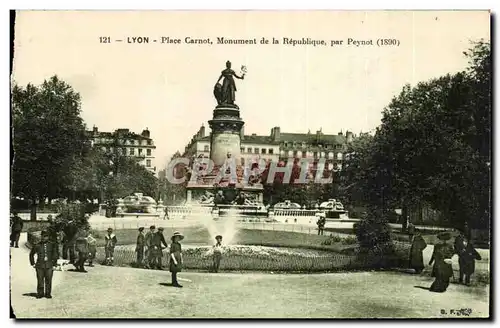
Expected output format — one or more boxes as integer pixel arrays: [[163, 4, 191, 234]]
[[145, 225, 157, 269], [135, 227, 146, 267], [29, 230, 58, 298], [428, 231, 454, 292], [169, 231, 184, 287], [10, 211, 23, 248], [104, 228, 117, 266], [212, 235, 223, 273], [152, 227, 169, 269]]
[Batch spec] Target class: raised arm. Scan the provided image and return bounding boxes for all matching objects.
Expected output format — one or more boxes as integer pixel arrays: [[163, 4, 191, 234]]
[[232, 71, 244, 79]]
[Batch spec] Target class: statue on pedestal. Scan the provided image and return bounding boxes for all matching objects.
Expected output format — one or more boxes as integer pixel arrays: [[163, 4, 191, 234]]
[[214, 61, 246, 107]]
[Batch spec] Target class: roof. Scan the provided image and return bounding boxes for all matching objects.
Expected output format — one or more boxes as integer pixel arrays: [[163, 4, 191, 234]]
[[280, 132, 345, 144], [88, 130, 152, 141], [242, 135, 280, 145]]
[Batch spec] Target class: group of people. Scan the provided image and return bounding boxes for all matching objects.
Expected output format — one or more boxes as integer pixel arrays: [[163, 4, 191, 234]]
[[409, 228, 482, 293], [135, 226, 225, 278], [135, 227, 186, 287], [10, 211, 24, 248]]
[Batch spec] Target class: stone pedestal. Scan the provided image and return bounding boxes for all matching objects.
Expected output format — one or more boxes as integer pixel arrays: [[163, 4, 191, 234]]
[[208, 106, 244, 167]]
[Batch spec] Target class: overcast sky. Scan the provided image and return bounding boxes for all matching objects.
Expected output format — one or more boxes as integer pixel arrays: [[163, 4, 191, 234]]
[[12, 10, 490, 169]]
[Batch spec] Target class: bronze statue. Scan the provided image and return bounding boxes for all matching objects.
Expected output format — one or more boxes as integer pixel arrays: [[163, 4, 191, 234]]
[[214, 61, 246, 107]]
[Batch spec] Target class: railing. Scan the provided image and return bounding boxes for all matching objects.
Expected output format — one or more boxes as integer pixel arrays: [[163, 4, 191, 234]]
[[272, 209, 319, 217]]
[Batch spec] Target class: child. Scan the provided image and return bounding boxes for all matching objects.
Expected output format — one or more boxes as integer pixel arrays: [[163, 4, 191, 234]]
[[86, 232, 97, 267], [212, 235, 223, 273], [169, 231, 184, 288], [104, 228, 117, 266]]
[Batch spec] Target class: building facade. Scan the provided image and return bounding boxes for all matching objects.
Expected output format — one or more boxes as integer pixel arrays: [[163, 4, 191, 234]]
[[88, 127, 157, 173], [182, 125, 354, 170]]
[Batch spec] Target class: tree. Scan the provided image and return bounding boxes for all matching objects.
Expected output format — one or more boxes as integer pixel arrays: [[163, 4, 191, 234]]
[[12, 76, 87, 220]]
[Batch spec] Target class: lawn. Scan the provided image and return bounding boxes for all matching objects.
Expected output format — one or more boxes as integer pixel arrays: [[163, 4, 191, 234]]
[[11, 264, 490, 318]]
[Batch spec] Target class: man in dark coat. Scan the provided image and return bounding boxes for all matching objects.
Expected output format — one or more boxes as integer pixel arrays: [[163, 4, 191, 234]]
[[409, 230, 427, 274], [152, 227, 169, 269], [74, 229, 89, 272], [317, 213, 326, 236], [135, 227, 145, 267], [10, 212, 24, 248], [457, 238, 482, 285], [145, 225, 157, 269], [29, 230, 58, 298]]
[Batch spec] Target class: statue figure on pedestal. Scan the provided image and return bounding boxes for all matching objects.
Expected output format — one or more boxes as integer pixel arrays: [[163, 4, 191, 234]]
[[214, 61, 246, 107]]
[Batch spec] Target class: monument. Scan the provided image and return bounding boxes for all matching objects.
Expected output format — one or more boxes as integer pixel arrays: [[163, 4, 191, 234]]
[[186, 61, 265, 210]]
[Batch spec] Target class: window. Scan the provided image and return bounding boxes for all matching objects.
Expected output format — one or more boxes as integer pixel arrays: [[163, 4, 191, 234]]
[[321, 151, 325, 158], [247, 148, 252, 153], [293, 150, 298, 158], [283, 142, 288, 148], [130, 148, 135, 155], [269, 148, 274, 154], [337, 153, 343, 160], [288, 150, 293, 157], [254, 148, 259, 154], [147, 140, 152, 145], [336, 144, 342, 150], [147, 149, 152, 156], [146, 159, 151, 167], [328, 152, 334, 159], [240, 147, 245, 153], [139, 148, 143, 155], [204, 145, 209, 152], [313, 151, 318, 158], [302, 142, 306, 148], [302, 151, 307, 158], [261, 148, 266, 154]]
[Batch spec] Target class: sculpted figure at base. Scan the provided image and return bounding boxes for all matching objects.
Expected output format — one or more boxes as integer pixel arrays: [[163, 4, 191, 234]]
[[214, 61, 246, 107]]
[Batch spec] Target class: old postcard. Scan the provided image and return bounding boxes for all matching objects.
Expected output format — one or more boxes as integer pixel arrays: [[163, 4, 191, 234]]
[[9, 10, 491, 319]]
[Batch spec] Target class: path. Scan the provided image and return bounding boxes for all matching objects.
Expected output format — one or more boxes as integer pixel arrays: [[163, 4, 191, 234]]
[[10, 238, 489, 318]]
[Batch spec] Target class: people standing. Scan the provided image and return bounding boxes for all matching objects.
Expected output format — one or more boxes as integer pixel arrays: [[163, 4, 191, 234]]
[[409, 230, 427, 274], [10, 212, 24, 248], [428, 232, 454, 293], [457, 237, 482, 285], [145, 225, 157, 269], [29, 230, 58, 299], [154, 227, 169, 269], [104, 228, 117, 266], [135, 227, 145, 267], [74, 229, 89, 272], [163, 206, 169, 220], [169, 231, 184, 288], [212, 235, 223, 273], [86, 232, 97, 267]]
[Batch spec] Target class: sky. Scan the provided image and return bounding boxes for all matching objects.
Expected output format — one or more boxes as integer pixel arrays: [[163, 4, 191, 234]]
[[12, 10, 490, 170]]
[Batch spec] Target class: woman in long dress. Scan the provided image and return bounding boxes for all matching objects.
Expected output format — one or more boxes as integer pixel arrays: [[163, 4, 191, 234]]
[[409, 230, 427, 273], [169, 231, 184, 288], [215, 61, 245, 105], [428, 232, 454, 292]]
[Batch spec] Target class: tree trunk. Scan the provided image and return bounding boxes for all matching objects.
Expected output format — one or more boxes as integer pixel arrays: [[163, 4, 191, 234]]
[[30, 198, 37, 221]]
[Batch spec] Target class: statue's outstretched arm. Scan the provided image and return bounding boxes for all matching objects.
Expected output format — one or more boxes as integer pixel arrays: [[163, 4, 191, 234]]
[[233, 72, 245, 80]]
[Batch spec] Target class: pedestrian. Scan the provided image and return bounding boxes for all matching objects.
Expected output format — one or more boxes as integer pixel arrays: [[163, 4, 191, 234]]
[[154, 227, 169, 269], [62, 221, 77, 264], [409, 229, 427, 274], [86, 231, 97, 267], [145, 225, 157, 269], [104, 228, 117, 266], [163, 206, 169, 220], [29, 230, 58, 299], [169, 231, 184, 288], [135, 227, 145, 267], [10, 211, 23, 248], [457, 237, 482, 285], [212, 235, 223, 273], [74, 229, 89, 272], [317, 213, 326, 236], [428, 232, 454, 293], [407, 221, 415, 238]]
